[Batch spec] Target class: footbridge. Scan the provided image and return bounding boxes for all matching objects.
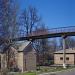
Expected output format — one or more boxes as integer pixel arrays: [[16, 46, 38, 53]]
[[12, 26, 75, 41]]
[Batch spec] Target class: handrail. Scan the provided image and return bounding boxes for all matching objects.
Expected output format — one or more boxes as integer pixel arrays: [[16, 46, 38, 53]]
[[27, 26, 75, 36]]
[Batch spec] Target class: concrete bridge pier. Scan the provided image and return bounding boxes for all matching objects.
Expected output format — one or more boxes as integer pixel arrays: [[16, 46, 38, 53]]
[[62, 35, 67, 68]]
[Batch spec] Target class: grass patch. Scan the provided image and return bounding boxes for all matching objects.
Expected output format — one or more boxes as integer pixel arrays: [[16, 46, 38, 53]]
[[37, 66, 75, 74], [23, 72, 36, 75], [9, 66, 75, 75]]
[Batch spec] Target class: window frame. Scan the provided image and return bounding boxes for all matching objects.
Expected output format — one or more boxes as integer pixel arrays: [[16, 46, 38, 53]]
[[60, 57, 63, 60], [66, 57, 69, 61]]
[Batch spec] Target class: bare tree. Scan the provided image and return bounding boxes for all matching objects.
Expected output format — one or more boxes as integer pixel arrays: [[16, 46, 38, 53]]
[[19, 6, 41, 36], [59, 37, 75, 49], [0, 0, 19, 39], [47, 38, 58, 64], [32, 25, 50, 66], [0, 0, 19, 73]]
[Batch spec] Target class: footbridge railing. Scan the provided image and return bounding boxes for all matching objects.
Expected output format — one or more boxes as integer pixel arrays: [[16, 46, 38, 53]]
[[28, 26, 75, 37]]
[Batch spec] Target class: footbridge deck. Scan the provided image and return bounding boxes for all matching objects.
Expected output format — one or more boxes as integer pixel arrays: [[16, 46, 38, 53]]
[[12, 26, 75, 41]]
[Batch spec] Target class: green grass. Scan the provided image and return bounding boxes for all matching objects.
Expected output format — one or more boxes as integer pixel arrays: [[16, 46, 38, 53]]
[[9, 66, 75, 75], [37, 66, 75, 74]]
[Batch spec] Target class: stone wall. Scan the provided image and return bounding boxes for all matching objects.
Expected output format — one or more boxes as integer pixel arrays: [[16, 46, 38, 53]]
[[17, 52, 24, 72], [24, 51, 36, 71]]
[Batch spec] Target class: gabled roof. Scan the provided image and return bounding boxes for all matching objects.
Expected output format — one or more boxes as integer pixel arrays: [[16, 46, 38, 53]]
[[0, 41, 36, 54], [15, 41, 36, 53], [24, 43, 36, 54], [54, 48, 75, 54], [16, 41, 31, 52]]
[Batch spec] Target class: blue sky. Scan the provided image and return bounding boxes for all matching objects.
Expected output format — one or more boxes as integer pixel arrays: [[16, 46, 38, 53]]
[[19, 0, 75, 28]]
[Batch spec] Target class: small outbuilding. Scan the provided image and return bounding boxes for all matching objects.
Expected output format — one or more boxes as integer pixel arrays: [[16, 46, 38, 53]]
[[16, 41, 36, 72], [0, 41, 36, 72], [54, 48, 75, 65]]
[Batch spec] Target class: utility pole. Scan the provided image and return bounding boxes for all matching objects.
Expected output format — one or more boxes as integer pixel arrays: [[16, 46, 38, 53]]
[[62, 35, 67, 68]]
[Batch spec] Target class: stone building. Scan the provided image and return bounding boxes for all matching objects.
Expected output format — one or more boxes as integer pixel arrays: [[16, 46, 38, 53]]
[[0, 41, 36, 72], [17, 41, 36, 72], [54, 48, 75, 65]]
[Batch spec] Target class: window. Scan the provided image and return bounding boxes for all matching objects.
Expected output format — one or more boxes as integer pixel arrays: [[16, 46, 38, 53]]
[[66, 57, 69, 60], [60, 57, 63, 60], [60, 57, 69, 61]]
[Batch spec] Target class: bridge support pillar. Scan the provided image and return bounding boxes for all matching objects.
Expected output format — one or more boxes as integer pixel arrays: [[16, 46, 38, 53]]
[[62, 36, 67, 68]]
